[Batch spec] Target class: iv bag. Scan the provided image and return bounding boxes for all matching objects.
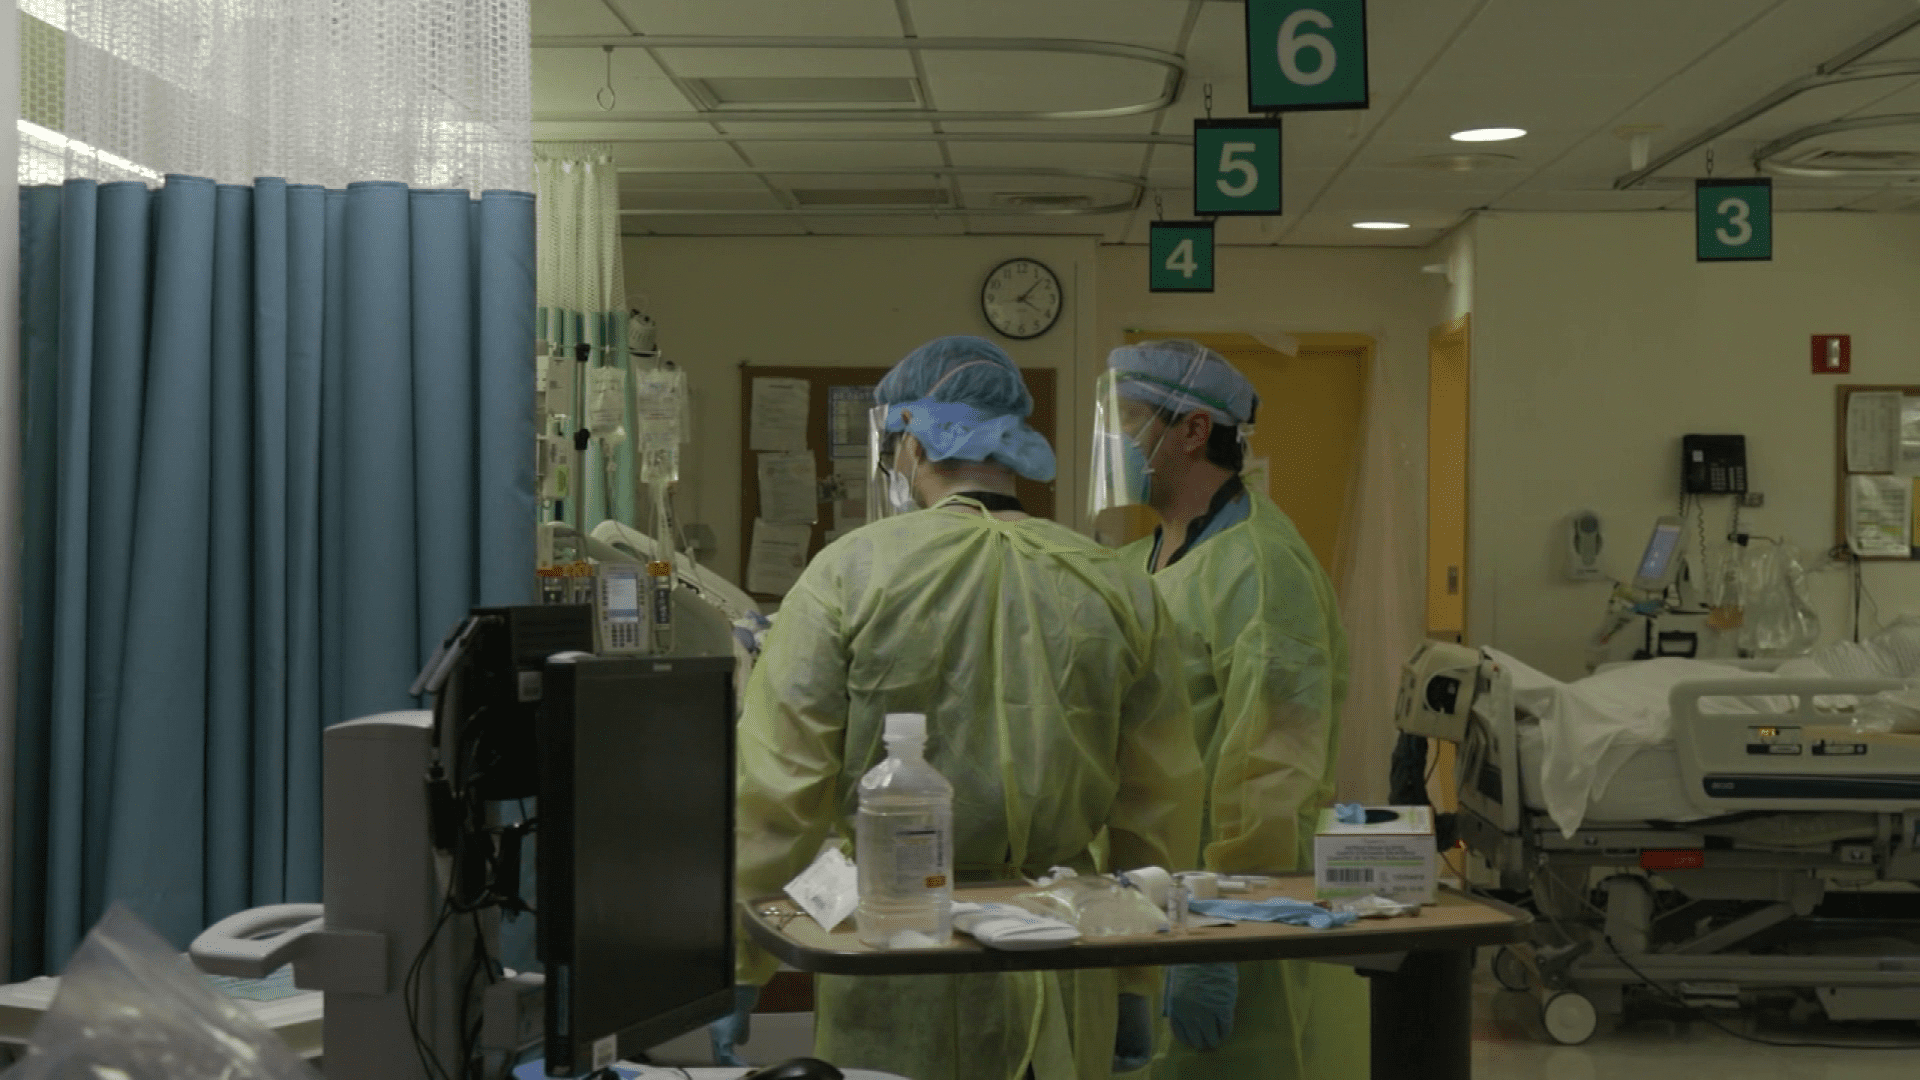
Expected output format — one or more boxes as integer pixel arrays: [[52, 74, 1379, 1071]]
[[587, 366, 627, 437], [635, 368, 688, 485]]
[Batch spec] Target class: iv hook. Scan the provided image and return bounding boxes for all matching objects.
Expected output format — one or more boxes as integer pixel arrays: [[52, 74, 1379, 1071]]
[[597, 46, 617, 112]]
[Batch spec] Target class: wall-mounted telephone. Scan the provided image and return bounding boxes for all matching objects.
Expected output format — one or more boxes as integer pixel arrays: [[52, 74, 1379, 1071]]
[[593, 563, 649, 655], [1682, 434, 1747, 494]]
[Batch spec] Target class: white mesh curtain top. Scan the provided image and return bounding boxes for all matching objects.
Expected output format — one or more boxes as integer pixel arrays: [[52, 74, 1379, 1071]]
[[534, 148, 626, 350], [18, 0, 532, 191]]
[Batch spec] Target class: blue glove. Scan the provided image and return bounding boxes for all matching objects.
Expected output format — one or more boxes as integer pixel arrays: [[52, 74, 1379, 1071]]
[[1334, 802, 1367, 824], [1164, 964, 1237, 1051], [1113, 992, 1153, 1072], [708, 984, 759, 1066], [1188, 897, 1358, 929]]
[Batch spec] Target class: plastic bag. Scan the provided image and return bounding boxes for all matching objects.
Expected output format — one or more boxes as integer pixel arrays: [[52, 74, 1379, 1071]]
[[1735, 542, 1820, 656], [2, 904, 321, 1080], [1012, 875, 1169, 938], [1851, 683, 1920, 734]]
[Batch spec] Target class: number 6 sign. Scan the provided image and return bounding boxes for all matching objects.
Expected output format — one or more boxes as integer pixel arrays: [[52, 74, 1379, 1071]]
[[1246, 0, 1369, 112], [1695, 178, 1772, 262]]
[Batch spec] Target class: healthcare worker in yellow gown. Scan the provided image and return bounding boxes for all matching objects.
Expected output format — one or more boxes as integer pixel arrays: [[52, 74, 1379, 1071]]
[[1091, 340, 1370, 1080], [716, 335, 1204, 1080]]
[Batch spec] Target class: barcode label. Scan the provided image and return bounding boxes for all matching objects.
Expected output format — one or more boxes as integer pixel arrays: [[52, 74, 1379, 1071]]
[[1325, 868, 1375, 884]]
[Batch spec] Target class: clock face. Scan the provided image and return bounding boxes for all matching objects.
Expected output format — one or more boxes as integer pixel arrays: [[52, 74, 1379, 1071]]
[[981, 258, 1063, 340]]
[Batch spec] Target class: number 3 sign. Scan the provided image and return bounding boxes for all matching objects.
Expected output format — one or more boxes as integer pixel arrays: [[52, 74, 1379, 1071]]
[[1696, 178, 1772, 262], [1246, 0, 1370, 112]]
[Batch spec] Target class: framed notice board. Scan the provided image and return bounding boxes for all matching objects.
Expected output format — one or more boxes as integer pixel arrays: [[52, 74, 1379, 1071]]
[[1834, 384, 1920, 560], [739, 364, 1057, 602]]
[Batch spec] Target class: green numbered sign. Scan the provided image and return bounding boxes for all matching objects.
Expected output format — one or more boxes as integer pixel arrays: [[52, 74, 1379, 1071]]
[[1150, 222, 1215, 293], [1246, 0, 1369, 112], [1193, 119, 1284, 216], [1696, 178, 1772, 262]]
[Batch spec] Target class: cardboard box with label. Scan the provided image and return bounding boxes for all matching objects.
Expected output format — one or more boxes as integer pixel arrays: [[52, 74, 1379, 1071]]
[[1314, 805, 1436, 905]]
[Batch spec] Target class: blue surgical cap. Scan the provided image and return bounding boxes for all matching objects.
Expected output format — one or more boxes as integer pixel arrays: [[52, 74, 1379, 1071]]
[[874, 336, 1057, 483], [1106, 339, 1259, 426]]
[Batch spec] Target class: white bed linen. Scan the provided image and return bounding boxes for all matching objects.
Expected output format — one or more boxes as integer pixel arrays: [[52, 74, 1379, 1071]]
[[1485, 650, 1786, 836], [1515, 724, 1705, 824]]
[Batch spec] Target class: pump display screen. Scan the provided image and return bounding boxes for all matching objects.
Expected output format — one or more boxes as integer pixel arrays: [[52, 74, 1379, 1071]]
[[1633, 519, 1684, 592], [605, 573, 641, 620]]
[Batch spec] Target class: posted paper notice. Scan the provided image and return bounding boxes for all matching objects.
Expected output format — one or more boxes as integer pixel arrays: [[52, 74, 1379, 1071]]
[[1847, 391, 1903, 473], [1849, 474, 1914, 557], [747, 519, 813, 595], [757, 452, 819, 525], [750, 377, 810, 452]]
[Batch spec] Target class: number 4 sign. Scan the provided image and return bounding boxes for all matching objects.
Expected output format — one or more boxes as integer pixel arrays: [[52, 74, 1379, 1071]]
[[1696, 178, 1772, 262], [1246, 0, 1369, 112], [1150, 221, 1215, 293]]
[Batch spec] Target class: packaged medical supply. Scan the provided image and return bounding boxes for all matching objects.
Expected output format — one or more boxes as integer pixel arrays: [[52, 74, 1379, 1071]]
[[855, 713, 954, 949], [950, 902, 1081, 950], [1186, 897, 1357, 930], [1313, 805, 1437, 905], [1013, 873, 1170, 937]]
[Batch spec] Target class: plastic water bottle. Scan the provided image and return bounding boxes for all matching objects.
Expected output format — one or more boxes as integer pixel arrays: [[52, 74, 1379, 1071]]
[[855, 713, 954, 949]]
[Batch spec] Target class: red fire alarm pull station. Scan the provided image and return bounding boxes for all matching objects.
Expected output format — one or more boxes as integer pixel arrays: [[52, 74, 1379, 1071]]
[[1812, 334, 1850, 374]]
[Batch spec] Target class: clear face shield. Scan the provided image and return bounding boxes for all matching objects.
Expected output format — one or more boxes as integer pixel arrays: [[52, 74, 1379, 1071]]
[[867, 404, 916, 522], [1088, 343, 1217, 520], [1088, 372, 1171, 519]]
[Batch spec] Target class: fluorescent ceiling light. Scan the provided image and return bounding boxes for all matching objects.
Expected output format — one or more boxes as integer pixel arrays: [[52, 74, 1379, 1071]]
[[1451, 127, 1526, 142], [1352, 221, 1410, 230]]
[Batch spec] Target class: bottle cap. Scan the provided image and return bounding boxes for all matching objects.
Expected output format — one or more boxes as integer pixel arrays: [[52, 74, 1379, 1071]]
[[884, 713, 927, 743]]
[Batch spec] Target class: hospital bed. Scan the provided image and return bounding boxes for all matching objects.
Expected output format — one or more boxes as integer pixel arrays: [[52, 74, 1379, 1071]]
[[1397, 643, 1920, 1044]]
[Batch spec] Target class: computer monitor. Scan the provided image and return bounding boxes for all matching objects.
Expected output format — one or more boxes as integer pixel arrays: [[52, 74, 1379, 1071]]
[[1631, 516, 1685, 594], [537, 654, 736, 1076]]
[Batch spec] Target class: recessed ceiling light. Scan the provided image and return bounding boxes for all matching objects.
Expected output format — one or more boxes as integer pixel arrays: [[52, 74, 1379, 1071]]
[[1452, 127, 1527, 142], [1352, 221, 1411, 230]]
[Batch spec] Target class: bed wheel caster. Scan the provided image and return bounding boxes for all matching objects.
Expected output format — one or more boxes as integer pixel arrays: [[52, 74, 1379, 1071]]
[[1492, 946, 1531, 992], [1542, 991, 1598, 1046]]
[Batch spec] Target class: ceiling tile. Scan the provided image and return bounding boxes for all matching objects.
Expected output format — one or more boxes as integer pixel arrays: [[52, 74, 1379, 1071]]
[[952, 215, 1113, 236], [532, 0, 630, 37], [802, 216, 970, 236], [1431, 0, 1778, 81], [939, 117, 1158, 135], [919, 52, 1168, 114], [603, 0, 902, 37], [905, 0, 1189, 49], [742, 140, 947, 170], [712, 121, 937, 137], [623, 189, 788, 211], [534, 121, 720, 141], [1491, 189, 1681, 212], [946, 140, 1151, 173], [626, 217, 810, 237], [534, 48, 695, 114], [596, 141, 746, 168], [617, 173, 770, 193]]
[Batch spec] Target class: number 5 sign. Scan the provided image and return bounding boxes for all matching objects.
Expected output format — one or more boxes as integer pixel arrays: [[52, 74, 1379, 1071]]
[[1246, 0, 1369, 112], [1194, 119, 1283, 216], [1696, 178, 1771, 261]]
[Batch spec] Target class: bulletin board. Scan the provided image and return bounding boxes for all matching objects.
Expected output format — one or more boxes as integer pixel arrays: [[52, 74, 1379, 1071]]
[[738, 364, 1057, 602], [1833, 384, 1920, 560]]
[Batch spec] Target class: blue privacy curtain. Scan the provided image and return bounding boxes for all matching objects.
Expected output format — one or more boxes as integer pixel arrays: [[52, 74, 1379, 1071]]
[[12, 175, 536, 976]]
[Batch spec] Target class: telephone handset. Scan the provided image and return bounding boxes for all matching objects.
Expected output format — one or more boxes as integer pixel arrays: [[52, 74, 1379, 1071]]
[[1682, 434, 1747, 494]]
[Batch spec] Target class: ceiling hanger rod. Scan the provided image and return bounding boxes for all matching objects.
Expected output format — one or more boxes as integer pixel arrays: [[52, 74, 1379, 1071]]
[[1612, 7, 1920, 190], [531, 34, 1184, 124], [535, 133, 1195, 146]]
